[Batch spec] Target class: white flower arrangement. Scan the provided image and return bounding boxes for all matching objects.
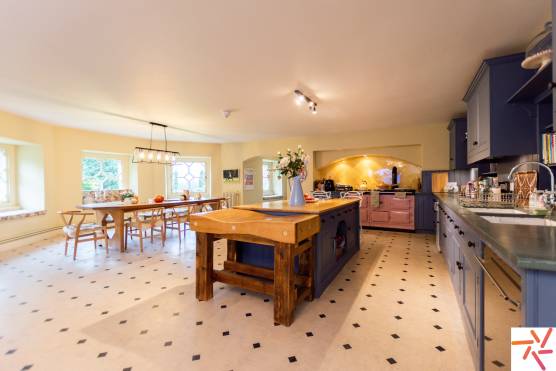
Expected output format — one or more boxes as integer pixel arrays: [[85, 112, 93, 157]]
[[276, 145, 310, 180]]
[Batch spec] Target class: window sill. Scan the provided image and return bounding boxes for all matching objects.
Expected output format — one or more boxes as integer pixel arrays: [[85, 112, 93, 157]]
[[0, 209, 47, 222]]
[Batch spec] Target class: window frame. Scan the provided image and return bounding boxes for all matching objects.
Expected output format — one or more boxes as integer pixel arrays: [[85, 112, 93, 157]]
[[262, 159, 283, 199], [0, 144, 17, 210], [166, 156, 211, 198], [80, 151, 130, 192]]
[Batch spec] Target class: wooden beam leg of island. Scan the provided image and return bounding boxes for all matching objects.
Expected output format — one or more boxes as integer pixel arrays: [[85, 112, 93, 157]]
[[274, 242, 295, 326], [195, 232, 214, 301], [226, 239, 237, 262]]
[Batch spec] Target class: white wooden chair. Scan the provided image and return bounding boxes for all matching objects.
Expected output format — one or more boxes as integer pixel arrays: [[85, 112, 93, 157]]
[[311, 191, 331, 199], [342, 191, 363, 200], [58, 211, 109, 260]]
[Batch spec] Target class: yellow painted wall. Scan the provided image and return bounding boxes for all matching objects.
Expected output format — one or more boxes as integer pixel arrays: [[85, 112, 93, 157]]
[[317, 155, 422, 190], [0, 107, 448, 241], [0, 111, 221, 241], [221, 122, 449, 197]]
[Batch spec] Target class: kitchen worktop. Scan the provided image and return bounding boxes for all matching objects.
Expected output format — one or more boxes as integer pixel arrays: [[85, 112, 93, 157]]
[[234, 199, 359, 214], [434, 193, 556, 272]]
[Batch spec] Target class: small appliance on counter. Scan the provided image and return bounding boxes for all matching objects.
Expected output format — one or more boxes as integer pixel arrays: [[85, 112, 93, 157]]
[[324, 179, 335, 192], [359, 180, 368, 191]]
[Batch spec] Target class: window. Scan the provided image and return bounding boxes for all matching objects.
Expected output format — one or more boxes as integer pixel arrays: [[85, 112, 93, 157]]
[[168, 157, 210, 197], [262, 159, 283, 198], [81, 157, 123, 191], [0, 147, 9, 205]]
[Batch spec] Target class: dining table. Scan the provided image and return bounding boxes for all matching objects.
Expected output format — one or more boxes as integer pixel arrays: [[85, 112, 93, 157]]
[[78, 197, 226, 252]]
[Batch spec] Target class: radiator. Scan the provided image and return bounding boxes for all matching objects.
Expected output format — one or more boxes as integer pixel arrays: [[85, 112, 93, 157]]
[[0, 226, 62, 246]]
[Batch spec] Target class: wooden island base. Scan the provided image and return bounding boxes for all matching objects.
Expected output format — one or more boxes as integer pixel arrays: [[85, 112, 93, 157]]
[[191, 209, 320, 326]]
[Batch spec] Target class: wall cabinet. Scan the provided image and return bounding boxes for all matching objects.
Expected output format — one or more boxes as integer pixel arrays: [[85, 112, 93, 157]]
[[464, 53, 537, 164], [448, 118, 469, 170]]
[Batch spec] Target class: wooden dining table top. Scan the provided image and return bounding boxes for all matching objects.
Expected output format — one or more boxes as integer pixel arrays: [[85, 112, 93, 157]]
[[78, 197, 226, 211]]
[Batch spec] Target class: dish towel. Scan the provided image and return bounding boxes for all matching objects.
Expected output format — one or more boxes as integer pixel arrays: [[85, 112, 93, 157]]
[[394, 192, 407, 199], [370, 191, 380, 208]]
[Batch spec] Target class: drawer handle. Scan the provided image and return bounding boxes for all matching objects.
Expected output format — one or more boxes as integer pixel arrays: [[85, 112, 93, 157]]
[[473, 141, 478, 146], [456, 261, 463, 270], [442, 233, 447, 238], [454, 225, 459, 229], [468, 241, 475, 248], [459, 230, 464, 236]]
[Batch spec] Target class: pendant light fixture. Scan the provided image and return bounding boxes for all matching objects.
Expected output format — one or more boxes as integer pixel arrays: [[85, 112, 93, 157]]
[[132, 122, 180, 165]]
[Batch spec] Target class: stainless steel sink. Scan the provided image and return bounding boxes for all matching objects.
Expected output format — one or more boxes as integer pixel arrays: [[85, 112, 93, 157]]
[[467, 208, 526, 215], [481, 215, 556, 227]]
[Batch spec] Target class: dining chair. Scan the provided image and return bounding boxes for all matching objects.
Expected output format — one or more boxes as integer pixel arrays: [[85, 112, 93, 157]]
[[58, 211, 109, 260], [125, 208, 166, 252], [311, 191, 331, 199], [164, 207, 190, 242]]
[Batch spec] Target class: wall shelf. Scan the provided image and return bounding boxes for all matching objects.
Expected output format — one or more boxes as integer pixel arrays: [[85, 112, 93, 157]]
[[507, 61, 552, 104]]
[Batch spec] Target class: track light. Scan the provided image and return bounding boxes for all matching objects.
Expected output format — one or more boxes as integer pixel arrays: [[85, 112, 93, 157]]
[[293, 90, 318, 114]]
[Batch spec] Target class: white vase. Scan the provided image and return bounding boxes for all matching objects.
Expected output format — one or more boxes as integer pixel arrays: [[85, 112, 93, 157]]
[[289, 175, 305, 206]]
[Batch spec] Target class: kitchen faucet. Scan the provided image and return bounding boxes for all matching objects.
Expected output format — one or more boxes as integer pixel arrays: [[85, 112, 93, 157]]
[[508, 161, 555, 207]]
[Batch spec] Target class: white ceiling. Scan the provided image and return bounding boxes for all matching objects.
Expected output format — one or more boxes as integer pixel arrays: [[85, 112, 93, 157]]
[[0, 0, 550, 143]]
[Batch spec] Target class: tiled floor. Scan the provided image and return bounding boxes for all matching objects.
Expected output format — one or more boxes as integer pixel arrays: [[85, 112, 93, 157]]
[[0, 229, 474, 371]]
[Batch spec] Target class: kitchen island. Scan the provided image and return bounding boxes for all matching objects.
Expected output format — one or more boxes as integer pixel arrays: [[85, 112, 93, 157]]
[[190, 198, 359, 326], [233, 199, 360, 297]]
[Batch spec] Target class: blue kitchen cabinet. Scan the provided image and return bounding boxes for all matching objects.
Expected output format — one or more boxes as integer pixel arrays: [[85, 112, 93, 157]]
[[415, 194, 435, 232], [464, 53, 536, 164], [448, 118, 469, 170], [437, 201, 483, 371]]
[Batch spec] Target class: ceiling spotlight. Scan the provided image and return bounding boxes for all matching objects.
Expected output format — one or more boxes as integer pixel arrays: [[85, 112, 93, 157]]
[[294, 89, 318, 115], [294, 90, 306, 106]]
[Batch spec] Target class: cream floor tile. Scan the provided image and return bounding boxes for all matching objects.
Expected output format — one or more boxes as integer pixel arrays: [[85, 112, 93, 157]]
[[0, 229, 474, 371]]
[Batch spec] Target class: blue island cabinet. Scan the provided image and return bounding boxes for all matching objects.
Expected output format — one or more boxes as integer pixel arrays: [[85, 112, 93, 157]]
[[234, 200, 360, 297]]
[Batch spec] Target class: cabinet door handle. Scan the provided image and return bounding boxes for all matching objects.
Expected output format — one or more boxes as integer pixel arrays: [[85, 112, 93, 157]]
[[456, 261, 463, 270], [442, 233, 447, 238], [473, 141, 478, 146], [459, 230, 464, 236], [468, 241, 475, 248], [454, 225, 459, 229]]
